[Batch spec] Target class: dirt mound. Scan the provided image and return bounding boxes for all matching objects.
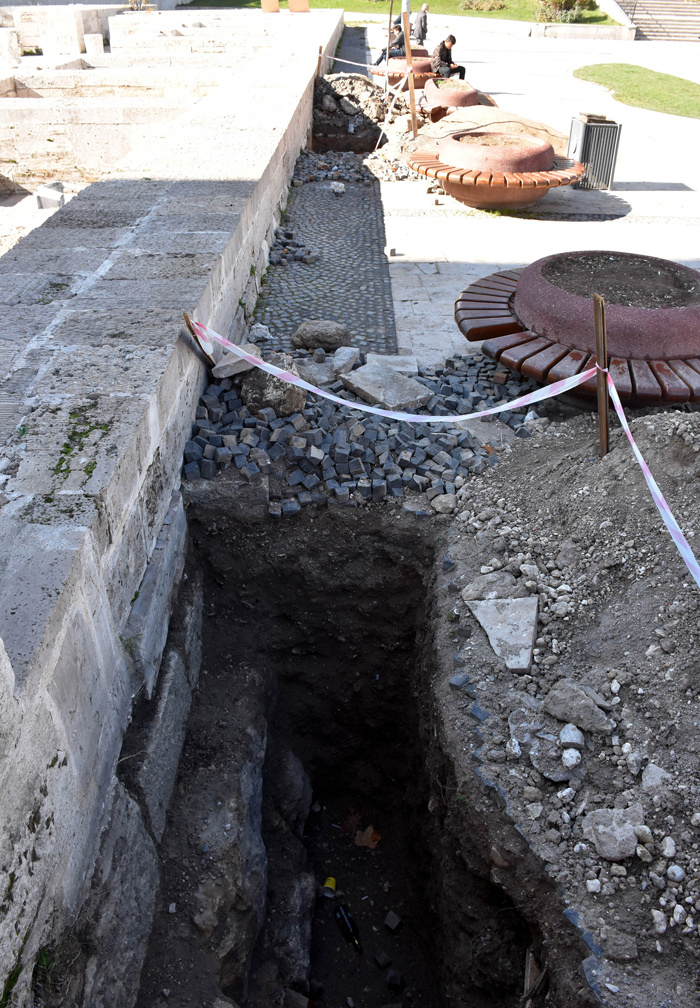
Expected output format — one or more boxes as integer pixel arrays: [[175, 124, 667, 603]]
[[446, 405, 700, 1006]]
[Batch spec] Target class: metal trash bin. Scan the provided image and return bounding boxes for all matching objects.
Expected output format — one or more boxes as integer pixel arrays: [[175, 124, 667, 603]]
[[567, 114, 622, 190]]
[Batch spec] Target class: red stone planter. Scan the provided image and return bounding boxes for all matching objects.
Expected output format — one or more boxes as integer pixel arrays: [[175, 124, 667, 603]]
[[438, 131, 554, 174], [424, 77, 479, 109], [407, 138, 583, 210], [453, 252, 700, 404]]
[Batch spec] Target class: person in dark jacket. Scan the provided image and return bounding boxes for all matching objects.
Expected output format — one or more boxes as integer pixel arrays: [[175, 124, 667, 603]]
[[431, 35, 465, 79], [374, 25, 405, 64], [413, 4, 429, 44]]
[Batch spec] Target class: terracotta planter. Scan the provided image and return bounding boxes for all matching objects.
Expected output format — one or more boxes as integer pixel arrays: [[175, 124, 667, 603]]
[[383, 56, 435, 90], [260, 0, 279, 10], [424, 77, 478, 108], [288, 0, 309, 10], [514, 251, 700, 361], [437, 131, 554, 174]]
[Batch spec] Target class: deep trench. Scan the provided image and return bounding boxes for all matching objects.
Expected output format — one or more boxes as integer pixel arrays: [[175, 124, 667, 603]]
[[134, 509, 535, 1008]]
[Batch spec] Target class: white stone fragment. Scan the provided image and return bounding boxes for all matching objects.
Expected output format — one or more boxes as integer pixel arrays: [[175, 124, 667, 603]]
[[586, 878, 601, 893], [651, 910, 667, 934], [667, 864, 686, 883], [562, 748, 581, 769], [505, 738, 521, 759], [661, 836, 676, 858]]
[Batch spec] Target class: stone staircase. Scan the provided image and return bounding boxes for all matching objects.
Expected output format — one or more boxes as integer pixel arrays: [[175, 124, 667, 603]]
[[618, 0, 700, 40]]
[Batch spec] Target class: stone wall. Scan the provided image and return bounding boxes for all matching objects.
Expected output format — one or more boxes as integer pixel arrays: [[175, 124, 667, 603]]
[[0, 10, 343, 1005]]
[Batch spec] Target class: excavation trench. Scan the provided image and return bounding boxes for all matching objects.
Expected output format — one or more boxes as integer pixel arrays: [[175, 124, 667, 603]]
[[133, 507, 542, 1008]]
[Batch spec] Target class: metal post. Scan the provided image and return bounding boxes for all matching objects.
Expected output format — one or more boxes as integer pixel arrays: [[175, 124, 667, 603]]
[[594, 293, 609, 458], [316, 44, 323, 78]]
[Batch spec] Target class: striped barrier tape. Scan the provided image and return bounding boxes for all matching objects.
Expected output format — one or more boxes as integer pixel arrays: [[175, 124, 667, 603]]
[[190, 319, 598, 423], [189, 320, 700, 590]]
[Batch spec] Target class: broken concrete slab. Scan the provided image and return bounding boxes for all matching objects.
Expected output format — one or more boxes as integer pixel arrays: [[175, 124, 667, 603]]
[[340, 361, 431, 412], [332, 345, 361, 376], [296, 358, 335, 387], [542, 678, 612, 733], [582, 804, 645, 861], [366, 352, 418, 375], [211, 342, 260, 379], [466, 597, 538, 672]]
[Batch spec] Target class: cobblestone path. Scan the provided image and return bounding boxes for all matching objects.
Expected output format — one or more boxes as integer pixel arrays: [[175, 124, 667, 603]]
[[254, 181, 398, 353]]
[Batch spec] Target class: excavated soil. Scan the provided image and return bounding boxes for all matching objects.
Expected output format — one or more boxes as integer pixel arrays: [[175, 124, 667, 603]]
[[542, 253, 700, 309], [456, 134, 524, 147]]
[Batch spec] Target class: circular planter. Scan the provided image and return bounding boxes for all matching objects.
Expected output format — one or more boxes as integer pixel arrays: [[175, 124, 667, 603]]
[[514, 251, 700, 360], [407, 141, 583, 211], [437, 131, 554, 174], [424, 77, 479, 108]]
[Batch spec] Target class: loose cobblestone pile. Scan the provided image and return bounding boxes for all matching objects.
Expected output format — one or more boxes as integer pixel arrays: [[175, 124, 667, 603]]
[[181, 346, 558, 518]]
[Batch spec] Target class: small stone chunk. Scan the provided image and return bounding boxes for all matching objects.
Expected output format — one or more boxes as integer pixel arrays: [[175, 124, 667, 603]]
[[559, 723, 585, 749], [374, 950, 391, 969], [384, 910, 402, 932], [449, 672, 470, 691]]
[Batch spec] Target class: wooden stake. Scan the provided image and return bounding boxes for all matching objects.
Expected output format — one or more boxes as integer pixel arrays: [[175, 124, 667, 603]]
[[594, 292, 609, 458], [402, 10, 418, 139], [316, 44, 323, 78]]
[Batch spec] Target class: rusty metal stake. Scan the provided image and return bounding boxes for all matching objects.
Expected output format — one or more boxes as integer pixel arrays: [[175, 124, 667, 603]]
[[316, 45, 323, 78], [402, 11, 418, 139], [594, 292, 609, 458]]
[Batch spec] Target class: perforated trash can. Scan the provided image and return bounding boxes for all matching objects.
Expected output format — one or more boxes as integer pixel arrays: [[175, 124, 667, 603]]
[[568, 114, 622, 190]]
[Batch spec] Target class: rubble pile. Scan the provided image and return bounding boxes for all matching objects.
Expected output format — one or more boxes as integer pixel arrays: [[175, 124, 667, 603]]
[[181, 329, 562, 518], [313, 72, 408, 153]]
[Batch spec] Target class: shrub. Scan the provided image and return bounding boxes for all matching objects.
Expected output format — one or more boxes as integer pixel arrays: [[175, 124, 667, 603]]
[[459, 0, 507, 10], [537, 0, 597, 20]]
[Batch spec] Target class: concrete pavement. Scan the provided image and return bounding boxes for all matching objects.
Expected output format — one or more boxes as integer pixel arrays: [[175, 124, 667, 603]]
[[354, 13, 700, 365]]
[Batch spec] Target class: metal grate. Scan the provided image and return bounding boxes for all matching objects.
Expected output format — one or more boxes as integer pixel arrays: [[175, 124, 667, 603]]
[[568, 118, 622, 190]]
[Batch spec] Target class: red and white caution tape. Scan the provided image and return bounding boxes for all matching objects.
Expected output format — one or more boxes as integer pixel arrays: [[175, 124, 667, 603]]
[[189, 320, 700, 590], [190, 320, 597, 423]]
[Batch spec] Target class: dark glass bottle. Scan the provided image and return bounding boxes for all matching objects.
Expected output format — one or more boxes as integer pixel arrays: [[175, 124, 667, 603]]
[[334, 903, 362, 954]]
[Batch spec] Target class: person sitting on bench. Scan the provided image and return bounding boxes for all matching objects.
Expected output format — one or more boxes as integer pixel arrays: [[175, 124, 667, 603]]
[[374, 25, 405, 65], [431, 35, 465, 79]]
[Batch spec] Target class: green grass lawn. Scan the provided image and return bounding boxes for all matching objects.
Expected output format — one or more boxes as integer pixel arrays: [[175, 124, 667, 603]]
[[574, 63, 700, 119], [181, 0, 616, 23]]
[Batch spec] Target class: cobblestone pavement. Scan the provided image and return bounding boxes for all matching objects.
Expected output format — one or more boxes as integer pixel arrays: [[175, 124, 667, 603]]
[[254, 180, 397, 353]]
